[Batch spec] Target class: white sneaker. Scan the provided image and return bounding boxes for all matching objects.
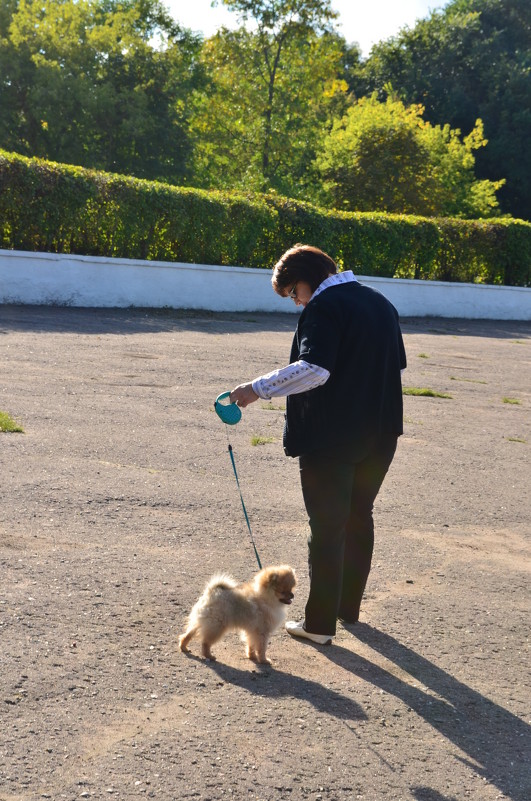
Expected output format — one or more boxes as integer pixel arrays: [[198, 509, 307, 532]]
[[285, 620, 333, 646]]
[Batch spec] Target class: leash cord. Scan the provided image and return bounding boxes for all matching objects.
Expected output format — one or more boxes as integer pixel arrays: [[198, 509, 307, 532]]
[[225, 436, 262, 570]]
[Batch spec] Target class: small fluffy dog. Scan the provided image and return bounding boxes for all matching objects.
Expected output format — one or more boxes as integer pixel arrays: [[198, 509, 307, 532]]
[[179, 565, 296, 664]]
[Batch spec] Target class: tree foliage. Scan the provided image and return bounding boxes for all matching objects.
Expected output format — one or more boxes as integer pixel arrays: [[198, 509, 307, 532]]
[[0, 0, 527, 221], [315, 92, 503, 217], [360, 0, 531, 219], [216, 0, 337, 30], [0, 0, 204, 181], [191, 25, 349, 195], [191, 0, 347, 195]]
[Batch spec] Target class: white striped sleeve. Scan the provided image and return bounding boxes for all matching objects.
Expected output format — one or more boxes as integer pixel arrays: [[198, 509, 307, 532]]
[[251, 360, 330, 400]]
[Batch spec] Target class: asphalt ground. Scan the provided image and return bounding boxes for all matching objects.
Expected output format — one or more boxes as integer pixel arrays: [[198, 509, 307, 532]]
[[1, 305, 530, 801]]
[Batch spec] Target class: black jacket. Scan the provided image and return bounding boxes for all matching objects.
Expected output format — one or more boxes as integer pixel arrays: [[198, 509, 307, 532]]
[[283, 281, 407, 457]]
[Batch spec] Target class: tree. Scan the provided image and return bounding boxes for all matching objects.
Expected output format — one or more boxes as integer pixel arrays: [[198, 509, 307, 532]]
[[191, 0, 348, 194], [315, 92, 504, 217], [359, 0, 531, 219], [1, 0, 204, 182]]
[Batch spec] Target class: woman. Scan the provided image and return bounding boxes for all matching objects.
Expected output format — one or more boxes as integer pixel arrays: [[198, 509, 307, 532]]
[[230, 244, 406, 645]]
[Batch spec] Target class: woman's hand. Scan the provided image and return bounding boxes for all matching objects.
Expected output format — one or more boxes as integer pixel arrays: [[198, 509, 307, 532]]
[[230, 383, 259, 408]]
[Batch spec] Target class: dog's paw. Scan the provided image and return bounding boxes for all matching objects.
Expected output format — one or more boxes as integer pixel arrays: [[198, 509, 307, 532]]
[[249, 652, 271, 665]]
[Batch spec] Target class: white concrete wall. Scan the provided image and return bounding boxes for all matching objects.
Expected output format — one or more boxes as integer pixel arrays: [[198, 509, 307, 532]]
[[1, 249, 530, 320]]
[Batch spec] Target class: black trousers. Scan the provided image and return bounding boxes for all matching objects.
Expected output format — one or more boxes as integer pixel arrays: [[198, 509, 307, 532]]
[[299, 434, 398, 635]]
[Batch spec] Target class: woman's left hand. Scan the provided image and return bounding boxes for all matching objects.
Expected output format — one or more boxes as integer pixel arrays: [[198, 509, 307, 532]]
[[230, 383, 259, 408]]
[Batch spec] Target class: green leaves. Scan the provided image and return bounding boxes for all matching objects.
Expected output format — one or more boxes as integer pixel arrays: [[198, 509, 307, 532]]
[[1, 0, 204, 182], [0, 0, 527, 228], [191, 21, 348, 196], [315, 93, 504, 218], [360, 0, 531, 220], [216, 0, 338, 34], [1, 149, 530, 286]]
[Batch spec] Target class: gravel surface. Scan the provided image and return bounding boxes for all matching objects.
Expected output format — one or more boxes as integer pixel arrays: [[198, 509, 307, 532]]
[[1, 305, 529, 801]]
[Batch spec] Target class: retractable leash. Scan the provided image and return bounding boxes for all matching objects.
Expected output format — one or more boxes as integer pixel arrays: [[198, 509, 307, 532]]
[[214, 392, 263, 570]]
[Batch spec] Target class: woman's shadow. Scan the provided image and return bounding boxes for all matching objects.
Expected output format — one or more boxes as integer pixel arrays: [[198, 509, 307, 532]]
[[323, 623, 530, 801]]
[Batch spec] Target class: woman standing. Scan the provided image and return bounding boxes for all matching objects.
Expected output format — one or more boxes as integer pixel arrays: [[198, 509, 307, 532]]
[[230, 245, 406, 645]]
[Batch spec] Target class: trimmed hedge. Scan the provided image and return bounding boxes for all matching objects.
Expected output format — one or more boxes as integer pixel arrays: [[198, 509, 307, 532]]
[[1, 150, 530, 286]]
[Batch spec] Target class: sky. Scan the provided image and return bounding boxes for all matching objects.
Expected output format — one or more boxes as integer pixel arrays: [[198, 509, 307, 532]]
[[166, 0, 449, 57]]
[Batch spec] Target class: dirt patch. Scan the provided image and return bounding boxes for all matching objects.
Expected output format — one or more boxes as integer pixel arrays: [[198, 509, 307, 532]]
[[1, 306, 529, 801]]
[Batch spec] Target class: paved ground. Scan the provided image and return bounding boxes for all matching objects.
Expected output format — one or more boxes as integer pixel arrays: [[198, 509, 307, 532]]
[[0, 305, 530, 801]]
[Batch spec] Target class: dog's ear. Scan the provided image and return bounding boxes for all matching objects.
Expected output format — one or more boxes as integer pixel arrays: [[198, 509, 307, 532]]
[[268, 572, 279, 586], [279, 567, 296, 585]]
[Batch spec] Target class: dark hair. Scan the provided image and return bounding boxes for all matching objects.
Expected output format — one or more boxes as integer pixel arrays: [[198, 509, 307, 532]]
[[272, 244, 337, 296]]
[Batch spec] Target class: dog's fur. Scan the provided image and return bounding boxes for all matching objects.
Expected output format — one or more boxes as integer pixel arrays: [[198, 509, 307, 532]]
[[178, 565, 296, 664]]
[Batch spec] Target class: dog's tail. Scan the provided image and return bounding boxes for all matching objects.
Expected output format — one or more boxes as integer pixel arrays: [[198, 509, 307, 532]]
[[204, 574, 237, 593]]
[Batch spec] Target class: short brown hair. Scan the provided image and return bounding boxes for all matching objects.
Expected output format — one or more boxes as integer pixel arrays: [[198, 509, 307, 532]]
[[272, 244, 337, 296]]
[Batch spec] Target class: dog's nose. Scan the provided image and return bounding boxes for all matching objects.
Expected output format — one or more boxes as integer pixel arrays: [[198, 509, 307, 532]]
[[287, 592, 294, 600]]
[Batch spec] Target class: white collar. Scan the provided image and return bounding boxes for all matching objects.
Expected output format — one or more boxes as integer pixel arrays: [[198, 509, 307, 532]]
[[311, 270, 358, 302]]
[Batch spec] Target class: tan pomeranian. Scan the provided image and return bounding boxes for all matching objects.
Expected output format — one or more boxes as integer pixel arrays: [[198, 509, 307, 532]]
[[178, 565, 296, 664]]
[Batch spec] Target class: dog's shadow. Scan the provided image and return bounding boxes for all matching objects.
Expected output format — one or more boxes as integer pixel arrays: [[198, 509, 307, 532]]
[[202, 656, 367, 723]]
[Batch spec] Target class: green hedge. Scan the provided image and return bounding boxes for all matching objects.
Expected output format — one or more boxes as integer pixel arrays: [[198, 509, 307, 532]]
[[1, 150, 530, 286]]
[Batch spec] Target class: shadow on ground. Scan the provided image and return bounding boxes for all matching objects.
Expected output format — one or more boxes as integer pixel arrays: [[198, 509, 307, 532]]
[[1, 305, 529, 339], [202, 657, 367, 723], [322, 624, 531, 801]]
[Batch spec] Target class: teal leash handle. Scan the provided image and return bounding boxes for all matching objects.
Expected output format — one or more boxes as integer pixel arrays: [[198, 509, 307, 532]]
[[227, 445, 262, 571], [214, 391, 242, 425]]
